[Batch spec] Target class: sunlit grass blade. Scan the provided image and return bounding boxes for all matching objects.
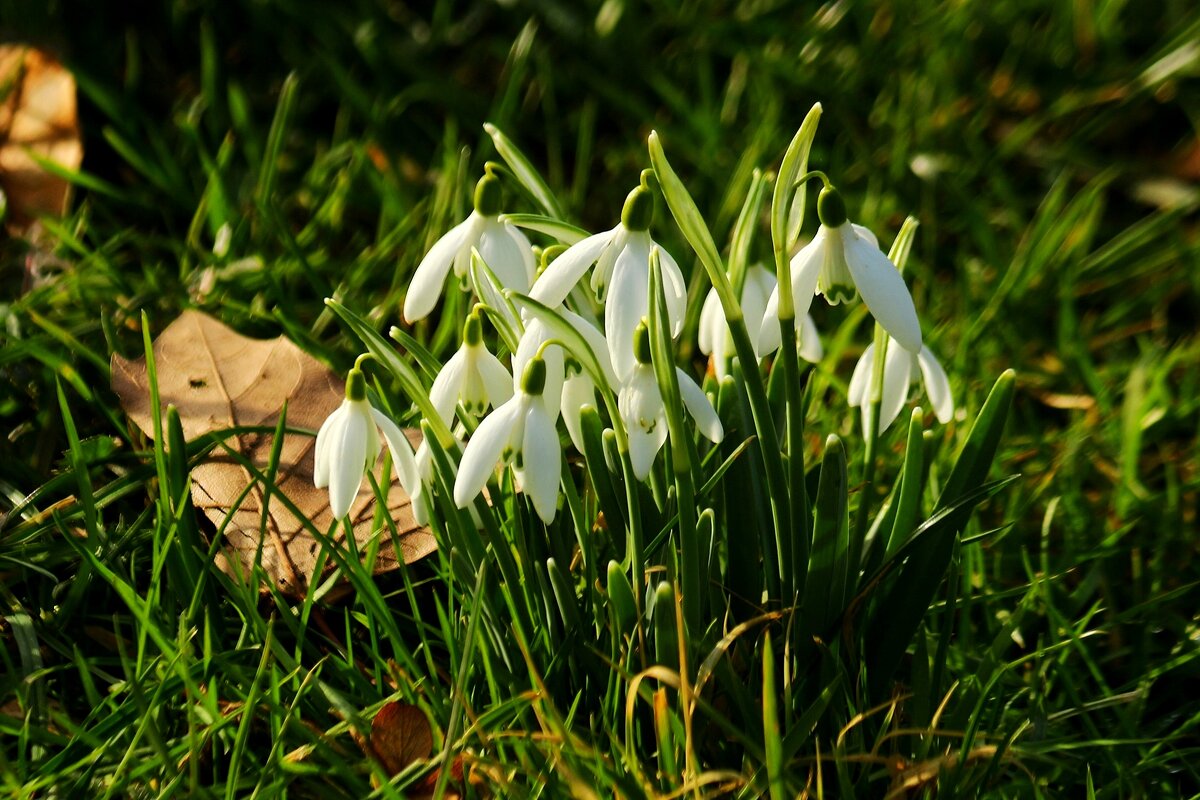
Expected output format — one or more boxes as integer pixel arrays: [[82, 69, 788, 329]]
[[485, 122, 567, 219]]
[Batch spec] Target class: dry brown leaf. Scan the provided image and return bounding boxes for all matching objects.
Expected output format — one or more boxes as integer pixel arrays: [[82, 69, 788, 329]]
[[0, 45, 82, 229], [110, 310, 436, 597], [370, 701, 433, 775]]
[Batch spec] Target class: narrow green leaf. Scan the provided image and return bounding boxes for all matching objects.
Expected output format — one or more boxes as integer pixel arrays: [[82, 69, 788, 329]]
[[803, 435, 849, 637], [771, 101, 823, 303], [484, 122, 566, 219], [885, 406, 928, 557], [728, 168, 768, 294], [939, 369, 1017, 506], [500, 213, 589, 245], [762, 630, 784, 800], [652, 582, 677, 667], [256, 72, 299, 205]]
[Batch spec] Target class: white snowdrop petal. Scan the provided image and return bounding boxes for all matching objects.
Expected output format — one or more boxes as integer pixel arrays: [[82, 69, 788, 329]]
[[851, 223, 879, 250], [742, 266, 776, 335], [789, 231, 825, 318], [592, 226, 627, 298], [879, 342, 916, 433], [313, 403, 346, 489], [560, 374, 594, 454], [842, 228, 923, 353], [504, 222, 538, 287], [757, 287, 783, 356], [519, 403, 562, 523], [411, 488, 431, 527], [370, 407, 421, 496], [605, 237, 651, 380], [329, 407, 370, 520], [656, 246, 688, 337], [798, 313, 824, 363], [847, 343, 875, 408], [477, 350, 515, 410], [363, 410, 382, 471], [677, 369, 723, 443], [917, 345, 954, 423], [429, 349, 467, 425], [404, 214, 479, 323], [627, 426, 664, 481], [478, 218, 532, 292], [562, 308, 618, 387], [530, 229, 614, 307], [698, 289, 722, 356], [454, 401, 521, 508]]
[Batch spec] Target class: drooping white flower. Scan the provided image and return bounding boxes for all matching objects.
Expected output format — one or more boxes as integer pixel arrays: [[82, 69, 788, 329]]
[[314, 366, 422, 521], [529, 181, 687, 379], [847, 337, 953, 433], [454, 356, 562, 523], [618, 322, 723, 480], [510, 307, 618, 443], [403, 169, 537, 323], [429, 310, 513, 425], [758, 185, 922, 355], [700, 264, 822, 378]]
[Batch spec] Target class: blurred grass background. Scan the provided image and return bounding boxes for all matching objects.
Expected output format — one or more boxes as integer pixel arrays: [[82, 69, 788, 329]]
[[1, 0, 1198, 795]]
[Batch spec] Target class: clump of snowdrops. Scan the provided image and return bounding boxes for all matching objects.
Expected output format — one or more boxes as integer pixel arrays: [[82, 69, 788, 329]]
[[321, 105, 1016, 794]]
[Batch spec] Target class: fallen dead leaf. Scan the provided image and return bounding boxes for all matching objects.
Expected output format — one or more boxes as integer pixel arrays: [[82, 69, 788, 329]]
[[0, 45, 82, 229], [369, 701, 434, 775], [350, 701, 469, 797], [110, 310, 436, 597]]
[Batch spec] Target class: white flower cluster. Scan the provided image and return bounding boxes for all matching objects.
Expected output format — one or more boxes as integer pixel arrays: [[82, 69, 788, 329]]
[[313, 141, 954, 526]]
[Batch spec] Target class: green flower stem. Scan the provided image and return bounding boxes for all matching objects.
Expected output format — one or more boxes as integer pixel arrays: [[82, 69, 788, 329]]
[[509, 292, 648, 654], [648, 131, 793, 596], [851, 217, 920, 555], [649, 249, 703, 634], [768, 107, 822, 605]]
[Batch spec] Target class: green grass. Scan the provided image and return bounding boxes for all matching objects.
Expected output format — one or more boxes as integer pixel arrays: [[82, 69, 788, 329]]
[[2, 0, 1199, 796]]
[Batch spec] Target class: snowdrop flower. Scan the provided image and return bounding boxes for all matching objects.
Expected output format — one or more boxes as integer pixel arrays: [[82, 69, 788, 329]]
[[511, 306, 618, 453], [315, 365, 422, 521], [847, 338, 953, 433], [619, 322, 723, 480], [529, 178, 687, 379], [403, 167, 537, 323], [759, 185, 922, 356], [454, 356, 561, 523], [700, 264, 822, 378], [429, 310, 513, 426]]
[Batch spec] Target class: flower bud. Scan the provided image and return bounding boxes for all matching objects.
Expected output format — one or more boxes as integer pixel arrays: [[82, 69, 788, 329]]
[[345, 368, 367, 401], [633, 320, 652, 365], [521, 356, 547, 396], [621, 186, 654, 231], [607, 560, 638, 636], [473, 169, 503, 217], [817, 185, 847, 228]]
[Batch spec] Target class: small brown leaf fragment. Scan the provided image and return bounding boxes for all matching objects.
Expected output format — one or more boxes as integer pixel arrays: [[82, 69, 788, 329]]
[[0, 46, 83, 229], [110, 310, 436, 597], [369, 701, 433, 776]]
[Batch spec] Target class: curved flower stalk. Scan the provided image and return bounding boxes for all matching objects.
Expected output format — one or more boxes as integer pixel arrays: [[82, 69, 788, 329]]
[[428, 309, 513, 426], [847, 337, 953, 432], [403, 166, 537, 323], [314, 364, 423, 521], [700, 264, 822, 378], [619, 323, 723, 480], [529, 175, 687, 379], [454, 356, 561, 523], [759, 183, 922, 355]]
